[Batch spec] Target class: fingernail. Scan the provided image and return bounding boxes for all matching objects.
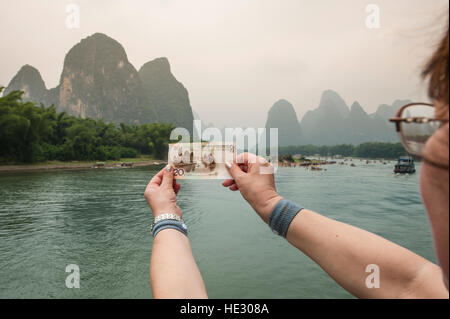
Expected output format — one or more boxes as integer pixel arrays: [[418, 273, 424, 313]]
[[166, 164, 172, 172], [225, 161, 232, 169]]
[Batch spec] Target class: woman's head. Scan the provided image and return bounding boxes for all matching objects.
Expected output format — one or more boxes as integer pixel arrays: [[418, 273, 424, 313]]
[[420, 21, 449, 289]]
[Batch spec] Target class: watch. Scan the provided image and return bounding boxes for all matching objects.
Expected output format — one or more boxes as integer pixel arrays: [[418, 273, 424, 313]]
[[150, 213, 183, 232]]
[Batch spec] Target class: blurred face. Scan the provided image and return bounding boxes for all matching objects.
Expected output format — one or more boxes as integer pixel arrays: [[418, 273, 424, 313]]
[[420, 100, 449, 289]]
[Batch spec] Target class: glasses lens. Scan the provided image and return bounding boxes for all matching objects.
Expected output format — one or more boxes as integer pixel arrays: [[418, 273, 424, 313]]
[[400, 104, 440, 156]]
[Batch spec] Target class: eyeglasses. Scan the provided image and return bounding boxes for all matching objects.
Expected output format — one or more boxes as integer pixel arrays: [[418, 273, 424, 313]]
[[390, 102, 449, 168]]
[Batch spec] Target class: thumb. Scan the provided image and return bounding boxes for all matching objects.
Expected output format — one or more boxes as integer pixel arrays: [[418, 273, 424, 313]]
[[226, 161, 245, 181], [161, 164, 175, 188]]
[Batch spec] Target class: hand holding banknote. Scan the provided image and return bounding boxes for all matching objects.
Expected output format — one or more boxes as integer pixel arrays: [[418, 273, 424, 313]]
[[223, 153, 283, 223], [151, 144, 282, 223], [145, 165, 182, 218]]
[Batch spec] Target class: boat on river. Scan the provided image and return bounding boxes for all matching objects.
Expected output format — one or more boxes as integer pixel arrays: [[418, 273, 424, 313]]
[[394, 156, 416, 174]]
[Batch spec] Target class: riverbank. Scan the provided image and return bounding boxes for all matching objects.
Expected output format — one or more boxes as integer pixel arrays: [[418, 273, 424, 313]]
[[0, 158, 166, 173]]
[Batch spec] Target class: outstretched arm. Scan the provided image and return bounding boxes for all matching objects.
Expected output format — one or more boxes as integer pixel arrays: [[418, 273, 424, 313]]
[[150, 228, 207, 298], [146, 165, 207, 299], [223, 153, 448, 299], [286, 209, 447, 298]]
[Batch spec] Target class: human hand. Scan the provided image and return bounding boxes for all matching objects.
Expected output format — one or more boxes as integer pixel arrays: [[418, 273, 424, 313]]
[[145, 164, 182, 218], [222, 153, 282, 223]]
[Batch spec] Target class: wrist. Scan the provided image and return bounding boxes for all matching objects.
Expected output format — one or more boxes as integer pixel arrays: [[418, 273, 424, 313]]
[[153, 211, 182, 219], [268, 199, 304, 238], [152, 206, 182, 219], [152, 219, 188, 238], [254, 193, 283, 223]]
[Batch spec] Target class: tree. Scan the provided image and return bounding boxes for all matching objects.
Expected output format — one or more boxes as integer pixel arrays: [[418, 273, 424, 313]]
[[0, 88, 176, 163]]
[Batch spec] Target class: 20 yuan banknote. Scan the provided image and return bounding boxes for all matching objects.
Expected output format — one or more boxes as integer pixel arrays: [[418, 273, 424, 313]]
[[168, 142, 236, 179]]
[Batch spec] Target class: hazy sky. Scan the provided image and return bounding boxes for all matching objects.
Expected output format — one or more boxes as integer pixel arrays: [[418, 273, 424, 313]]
[[0, 0, 448, 127]]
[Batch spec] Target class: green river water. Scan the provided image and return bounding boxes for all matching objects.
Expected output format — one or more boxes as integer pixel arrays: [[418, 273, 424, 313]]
[[0, 161, 436, 298]]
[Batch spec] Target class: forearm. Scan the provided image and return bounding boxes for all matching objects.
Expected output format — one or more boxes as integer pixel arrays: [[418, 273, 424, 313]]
[[150, 229, 208, 299], [285, 209, 448, 298]]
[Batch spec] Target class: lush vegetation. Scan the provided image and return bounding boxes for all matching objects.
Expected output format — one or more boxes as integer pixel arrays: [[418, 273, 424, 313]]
[[0, 88, 174, 163], [278, 142, 407, 159], [0, 88, 408, 164]]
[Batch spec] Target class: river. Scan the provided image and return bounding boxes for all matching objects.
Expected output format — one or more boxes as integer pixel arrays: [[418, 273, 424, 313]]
[[0, 161, 436, 298]]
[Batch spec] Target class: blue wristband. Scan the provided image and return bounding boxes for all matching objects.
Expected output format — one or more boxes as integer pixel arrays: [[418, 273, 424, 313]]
[[268, 199, 303, 238], [152, 219, 188, 238]]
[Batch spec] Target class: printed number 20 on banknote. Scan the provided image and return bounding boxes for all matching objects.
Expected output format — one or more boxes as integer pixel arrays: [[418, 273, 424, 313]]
[[168, 143, 236, 179]]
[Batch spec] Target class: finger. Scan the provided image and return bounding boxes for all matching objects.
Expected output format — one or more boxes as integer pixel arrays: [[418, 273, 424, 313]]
[[229, 184, 239, 191], [258, 157, 270, 166], [236, 152, 260, 174], [222, 179, 235, 187], [174, 182, 181, 195], [238, 164, 248, 173], [161, 164, 175, 188], [236, 152, 259, 164], [149, 167, 166, 185], [225, 161, 246, 180], [146, 167, 166, 192], [172, 179, 181, 194]]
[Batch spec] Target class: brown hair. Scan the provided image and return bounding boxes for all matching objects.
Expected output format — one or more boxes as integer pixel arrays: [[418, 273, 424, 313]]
[[422, 21, 449, 106]]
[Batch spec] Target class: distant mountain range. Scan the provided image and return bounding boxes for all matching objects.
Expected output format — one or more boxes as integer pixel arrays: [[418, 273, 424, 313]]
[[264, 90, 410, 146], [3, 33, 411, 147], [194, 91, 410, 147], [4, 33, 194, 135], [264, 99, 303, 147]]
